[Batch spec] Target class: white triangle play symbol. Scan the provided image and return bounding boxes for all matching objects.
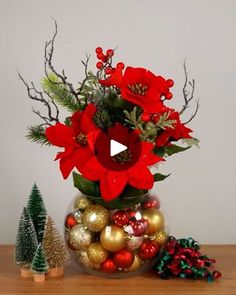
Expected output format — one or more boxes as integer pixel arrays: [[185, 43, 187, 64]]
[[110, 140, 127, 157]]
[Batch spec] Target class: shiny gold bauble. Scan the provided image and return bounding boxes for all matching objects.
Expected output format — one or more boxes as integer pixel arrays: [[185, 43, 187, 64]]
[[74, 195, 92, 211], [87, 242, 108, 264], [153, 230, 168, 245], [69, 224, 92, 250], [73, 210, 83, 224], [76, 250, 100, 269], [142, 208, 165, 235], [127, 254, 142, 272], [100, 225, 126, 252], [83, 205, 109, 232]]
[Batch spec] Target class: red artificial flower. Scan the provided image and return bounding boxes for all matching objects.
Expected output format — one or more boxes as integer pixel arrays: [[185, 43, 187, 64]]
[[99, 68, 124, 88], [46, 104, 98, 179], [81, 123, 164, 201], [155, 110, 193, 147], [120, 67, 167, 113]]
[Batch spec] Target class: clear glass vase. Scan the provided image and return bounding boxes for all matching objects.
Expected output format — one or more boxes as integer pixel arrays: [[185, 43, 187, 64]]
[[64, 191, 168, 278]]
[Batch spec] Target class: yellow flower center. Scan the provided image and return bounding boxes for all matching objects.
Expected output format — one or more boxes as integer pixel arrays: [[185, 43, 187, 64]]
[[112, 149, 133, 164], [76, 133, 87, 145], [128, 83, 148, 96]]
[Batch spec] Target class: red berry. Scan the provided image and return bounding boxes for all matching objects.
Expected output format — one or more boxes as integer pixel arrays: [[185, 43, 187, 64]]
[[167, 79, 174, 87], [141, 112, 151, 122], [102, 56, 108, 63], [96, 61, 103, 69], [165, 92, 173, 100], [95, 47, 103, 54], [97, 53, 105, 60], [152, 114, 160, 124], [106, 49, 114, 57], [116, 62, 125, 69], [105, 67, 113, 75]]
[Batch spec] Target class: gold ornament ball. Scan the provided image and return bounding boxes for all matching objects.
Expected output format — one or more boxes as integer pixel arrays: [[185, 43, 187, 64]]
[[73, 210, 83, 224], [69, 224, 92, 250], [127, 254, 142, 272], [87, 242, 108, 264], [83, 205, 109, 232], [142, 208, 165, 235], [154, 230, 168, 245], [76, 250, 100, 269], [100, 225, 126, 252], [74, 195, 92, 210]]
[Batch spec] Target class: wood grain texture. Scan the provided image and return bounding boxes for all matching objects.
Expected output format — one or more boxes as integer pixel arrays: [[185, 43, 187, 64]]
[[0, 245, 236, 295]]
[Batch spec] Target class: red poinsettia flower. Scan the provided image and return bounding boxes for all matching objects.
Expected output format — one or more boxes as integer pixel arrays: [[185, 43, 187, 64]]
[[120, 67, 167, 113], [45, 104, 98, 179], [81, 123, 164, 201], [155, 110, 192, 147]]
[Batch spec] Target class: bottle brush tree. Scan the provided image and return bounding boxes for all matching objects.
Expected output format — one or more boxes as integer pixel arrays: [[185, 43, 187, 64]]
[[31, 244, 49, 274], [15, 207, 38, 267], [27, 183, 47, 243]]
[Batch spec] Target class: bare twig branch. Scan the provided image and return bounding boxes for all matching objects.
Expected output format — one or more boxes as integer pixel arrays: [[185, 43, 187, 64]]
[[77, 54, 90, 95], [180, 60, 199, 124], [44, 20, 80, 103], [18, 71, 59, 126]]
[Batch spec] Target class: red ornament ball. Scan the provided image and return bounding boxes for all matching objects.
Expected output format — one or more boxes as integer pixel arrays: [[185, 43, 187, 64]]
[[65, 214, 77, 229], [167, 79, 174, 87], [143, 200, 159, 209], [106, 49, 114, 57], [213, 271, 222, 279], [112, 210, 129, 227], [139, 241, 159, 259], [129, 219, 148, 236], [113, 248, 134, 268], [101, 258, 117, 273], [165, 92, 173, 100], [126, 209, 136, 219], [116, 62, 125, 69], [96, 62, 103, 69], [141, 112, 151, 122]]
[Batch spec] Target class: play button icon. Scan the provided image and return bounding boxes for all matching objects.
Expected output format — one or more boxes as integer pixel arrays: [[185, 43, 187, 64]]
[[110, 140, 127, 157]]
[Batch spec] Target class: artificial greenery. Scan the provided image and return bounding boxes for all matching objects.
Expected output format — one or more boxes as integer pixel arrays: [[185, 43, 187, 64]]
[[15, 207, 38, 267], [26, 125, 51, 146]]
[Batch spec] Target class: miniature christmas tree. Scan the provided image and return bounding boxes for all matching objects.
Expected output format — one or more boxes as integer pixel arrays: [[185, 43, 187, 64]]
[[31, 244, 48, 282], [42, 216, 69, 276], [15, 207, 38, 277], [27, 183, 47, 243]]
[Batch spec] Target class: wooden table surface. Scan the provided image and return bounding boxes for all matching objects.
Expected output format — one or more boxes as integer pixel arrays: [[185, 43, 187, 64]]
[[0, 245, 236, 295]]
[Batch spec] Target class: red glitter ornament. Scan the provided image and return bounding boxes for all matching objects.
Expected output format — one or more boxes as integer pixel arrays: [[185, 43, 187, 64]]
[[139, 241, 159, 259], [101, 258, 117, 273], [113, 248, 134, 268], [65, 214, 77, 229], [112, 210, 129, 227], [126, 209, 136, 219]]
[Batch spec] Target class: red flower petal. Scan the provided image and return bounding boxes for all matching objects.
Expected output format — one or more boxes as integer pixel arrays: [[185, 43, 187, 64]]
[[46, 123, 76, 147], [140, 142, 164, 165], [128, 163, 154, 189]]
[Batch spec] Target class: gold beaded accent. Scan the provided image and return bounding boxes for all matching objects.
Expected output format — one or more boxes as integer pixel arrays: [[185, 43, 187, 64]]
[[76, 133, 87, 145], [128, 83, 148, 95], [112, 149, 132, 164]]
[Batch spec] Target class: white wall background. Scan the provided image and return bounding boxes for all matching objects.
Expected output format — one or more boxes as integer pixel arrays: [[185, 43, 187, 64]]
[[0, 0, 235, 244]]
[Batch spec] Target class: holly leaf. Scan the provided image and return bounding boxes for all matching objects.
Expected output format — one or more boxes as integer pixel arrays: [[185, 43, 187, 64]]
[[164, 144, 191, 156], [154, 173, 171, 182], [182, 138, 200, 148], [73, 172, 100, 197]]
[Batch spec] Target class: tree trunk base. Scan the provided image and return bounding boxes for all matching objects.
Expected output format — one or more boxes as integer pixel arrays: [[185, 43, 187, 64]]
[[33, 273, 45, 282], [48, 267, 64, 277], [20, 267, 33, 278]]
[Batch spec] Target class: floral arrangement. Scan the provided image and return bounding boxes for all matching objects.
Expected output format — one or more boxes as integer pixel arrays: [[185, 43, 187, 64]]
[[19, 23, 221, 280], [20, 23, 199, 206]]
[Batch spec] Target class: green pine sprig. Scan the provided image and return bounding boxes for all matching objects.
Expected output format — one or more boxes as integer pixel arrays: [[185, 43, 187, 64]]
[[26, 125, 51, 146]]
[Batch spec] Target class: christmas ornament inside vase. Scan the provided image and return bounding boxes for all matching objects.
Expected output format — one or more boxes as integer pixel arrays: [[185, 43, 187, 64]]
[[65, 191, 168, 278]]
